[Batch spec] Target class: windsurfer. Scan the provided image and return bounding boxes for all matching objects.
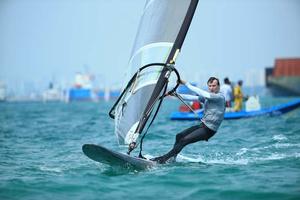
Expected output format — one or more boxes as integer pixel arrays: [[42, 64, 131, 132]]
[[151, 77, 225, 164]]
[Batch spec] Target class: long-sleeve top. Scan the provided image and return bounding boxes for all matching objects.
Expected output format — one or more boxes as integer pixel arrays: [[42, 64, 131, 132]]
[[220, 84, 232, 102], [180, 82, 225, 132]]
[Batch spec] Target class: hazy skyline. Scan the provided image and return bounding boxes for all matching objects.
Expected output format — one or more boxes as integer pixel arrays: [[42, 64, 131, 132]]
[[1, 0, 300, 92]]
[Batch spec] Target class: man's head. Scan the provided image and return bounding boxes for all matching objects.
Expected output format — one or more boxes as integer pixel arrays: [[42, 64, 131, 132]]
[[224, 77, 230, 84], [207, 77, 220, 93], [238, 80, 243, 86]]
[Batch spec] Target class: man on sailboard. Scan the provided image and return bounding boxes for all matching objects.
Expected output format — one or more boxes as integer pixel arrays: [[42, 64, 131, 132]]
[[152, 77, 225, 164]]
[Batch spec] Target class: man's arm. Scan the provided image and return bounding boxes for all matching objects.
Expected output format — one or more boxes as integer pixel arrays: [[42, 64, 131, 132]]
[[179, 94, 199, 101], [185, 82, 211, 98]]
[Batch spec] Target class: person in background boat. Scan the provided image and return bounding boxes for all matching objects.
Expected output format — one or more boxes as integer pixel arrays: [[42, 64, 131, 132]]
[[179, 100, 201, 112], [233, 80, 244, 112], [151, 77, 225, 164], [220, 77, 232, 108]]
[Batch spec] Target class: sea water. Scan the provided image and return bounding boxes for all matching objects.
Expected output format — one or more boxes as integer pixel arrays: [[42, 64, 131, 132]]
[[0, 97, 299, 200]]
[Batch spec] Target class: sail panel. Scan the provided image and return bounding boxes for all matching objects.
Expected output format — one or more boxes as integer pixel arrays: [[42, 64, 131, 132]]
[[131, 0, 191, 60]]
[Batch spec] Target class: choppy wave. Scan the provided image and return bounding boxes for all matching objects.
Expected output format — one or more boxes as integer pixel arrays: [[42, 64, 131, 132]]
[[272, 134, 288, 141], [39, 166, 63, 173]]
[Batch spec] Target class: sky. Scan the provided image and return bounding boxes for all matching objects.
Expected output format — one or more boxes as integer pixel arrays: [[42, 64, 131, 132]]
[[1, 0, 300, 93]]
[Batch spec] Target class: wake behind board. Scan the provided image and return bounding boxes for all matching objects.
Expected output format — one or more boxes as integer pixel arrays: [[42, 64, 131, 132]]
[[82, 144, 155, 169]]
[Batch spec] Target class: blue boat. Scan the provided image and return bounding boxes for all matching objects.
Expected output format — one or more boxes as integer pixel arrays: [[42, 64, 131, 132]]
[[170, 99, 300, 120], [69, 88, 92, 101]]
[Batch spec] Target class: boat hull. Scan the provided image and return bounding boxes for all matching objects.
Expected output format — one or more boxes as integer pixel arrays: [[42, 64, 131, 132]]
[[267, 76, 300, 96], [170, 99, 300, 120]]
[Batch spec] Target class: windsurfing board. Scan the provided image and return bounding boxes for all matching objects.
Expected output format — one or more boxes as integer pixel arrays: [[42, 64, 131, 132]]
[[82, 144, 155, 169]]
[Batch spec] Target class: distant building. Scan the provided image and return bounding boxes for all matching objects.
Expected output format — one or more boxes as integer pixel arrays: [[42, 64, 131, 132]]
[[0, 81, 7, 102], [42, 82, 63, 102]]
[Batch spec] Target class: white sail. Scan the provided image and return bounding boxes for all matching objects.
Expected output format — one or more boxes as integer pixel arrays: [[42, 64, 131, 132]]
[[109, 0, 198, 145]]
